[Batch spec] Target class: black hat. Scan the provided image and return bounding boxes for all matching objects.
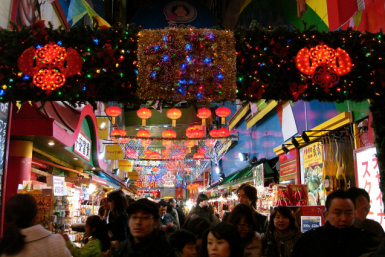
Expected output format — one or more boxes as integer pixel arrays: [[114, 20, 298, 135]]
[[127, 198, 160, 220]]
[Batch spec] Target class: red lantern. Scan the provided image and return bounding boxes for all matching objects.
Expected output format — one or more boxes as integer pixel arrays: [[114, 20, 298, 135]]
[[198, 148, 207, 154], [197, 108, 211, 126], [215, 107, 231, 125], [106, 106, 122, 125], [193, 153, 205, 159], [136, 165, 143, 171], [137, 129, 151, 138], [143, 149, 153, 156], [162, 140, 174, 148], [110, 129, 126, 138], [184, 140, 195, 153], [217, 128, 230, 137], [209, 129, 219, 137], [152, 167, 160, 173], [205, 139, 216, 149], [150, 151, 161, 159], [172, 153, 184, 160], [162, 129, 177, 138], [141, 139, 152, 148], [137, 107, 152, 126], [186, 128, 204, 138], [167, 108, 182, 127], [162, 149, 171, 156], [118, 138, 130, 144]]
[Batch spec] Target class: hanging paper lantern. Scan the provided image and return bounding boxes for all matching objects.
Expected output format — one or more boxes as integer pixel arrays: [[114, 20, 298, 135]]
[[209, 129, 219, 137], [186, 128, 204, 138], [162, 155, 170, 160], [162, 140, 174, 148], [184, 140, 195, 153], [217, 127, 230, 137], [141, 139, 152, 148], [172, 153, 185, 160], [166, 108, 182, 127], [215, 107, 231, 125], [193, 153, 205, 159], [110, 129, 126, 137], [197, 108, 211, 126], [198, 147, 207, 154], [136, 129, 151, 138], [143, 149, 153, 156], [150, 151, 161, 159], [137, 107, 152, 126], [162, 129, 177, 138], [118, 138, 130, 144], [205, 139, 216, 149], [106, 106, 122, 125]]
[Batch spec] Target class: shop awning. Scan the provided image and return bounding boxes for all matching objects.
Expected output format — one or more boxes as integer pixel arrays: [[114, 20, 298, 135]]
[[217, 171, 240, 189], [206, 181, 219, 190], [229, 165, 254, 186]]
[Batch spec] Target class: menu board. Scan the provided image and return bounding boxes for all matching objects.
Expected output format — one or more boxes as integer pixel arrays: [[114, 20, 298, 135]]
[[0, 103, 10, 207]]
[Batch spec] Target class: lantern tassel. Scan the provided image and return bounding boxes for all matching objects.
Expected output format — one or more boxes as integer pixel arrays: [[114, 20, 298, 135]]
[[202, 119, 206, 126], [142, 119, 146, 126], [221, 117, 225, 124], [172, 120, 176, 127]]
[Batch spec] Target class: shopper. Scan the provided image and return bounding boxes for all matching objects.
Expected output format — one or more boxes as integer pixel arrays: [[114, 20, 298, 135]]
[[229, 204, 262, 257], [0, 194, 71, 257], [158, 199, 178, 238], [169, 229, 197, 257], [184, 216, 211, 253], [261, 206, 301, 257], [200, 222, 244, 257], [292, 190, 379, 257], [112, 198, 178, 257], [64, 215, 111, 257], [169, 198, 185, 227], [223, 184, 268, 234], [347, 187, 385, 238], [106, 190, 129, 243], [188, 193, 219, 225], [99, 198, 111, 223], [166, 199, 180, 228]]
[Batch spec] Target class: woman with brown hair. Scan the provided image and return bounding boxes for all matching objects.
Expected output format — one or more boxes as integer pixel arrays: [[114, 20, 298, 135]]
[[261, 206, 302, 257], [106, 190, 129, 243]]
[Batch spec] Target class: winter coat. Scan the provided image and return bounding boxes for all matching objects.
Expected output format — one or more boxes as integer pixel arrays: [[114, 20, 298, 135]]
[[262, 229, 301, 257], [243, 232, 262, 257], [188, 205, 219, 226], [107, 213, 129, 242], [66, 237, 103, 257]]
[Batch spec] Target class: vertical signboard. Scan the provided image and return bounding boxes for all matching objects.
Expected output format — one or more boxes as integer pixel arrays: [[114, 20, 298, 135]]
[[354, 146, 385, 230], [300, 142, 325, 206], [279, 149, 299, 183], [0, 102, 10, 236]]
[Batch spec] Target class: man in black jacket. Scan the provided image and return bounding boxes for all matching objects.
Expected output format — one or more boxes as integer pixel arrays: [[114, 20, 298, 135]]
[[113, 198, 178, 257], [169, 198, 186, 228], [292, 190, 379, 257]]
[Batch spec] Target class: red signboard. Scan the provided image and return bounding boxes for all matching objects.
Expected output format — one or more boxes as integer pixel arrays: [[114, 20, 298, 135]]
[[175, 187, 184, 199], [279, 149, 300, 183]]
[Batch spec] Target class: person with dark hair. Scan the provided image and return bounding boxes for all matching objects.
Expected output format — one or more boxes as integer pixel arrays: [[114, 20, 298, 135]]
[[346, 187, 385, 238], [113, 198, 179, 257], [166, 199, 180, 227], [64, 215, 111, 256], [0, 194, 71, 257], [169, 198, 185, 227], [106, 190, 129, 242], [99, 198, 112, 223], [158, 199, 178, 238], [200, 222, 244, 257], [261, 206, 301, 257], [184, 216, 211, 253], [292, 190, 379, 257], [188, 193, 219, 226], [228, 204, 262, 257], [169, 229, 197, 257]]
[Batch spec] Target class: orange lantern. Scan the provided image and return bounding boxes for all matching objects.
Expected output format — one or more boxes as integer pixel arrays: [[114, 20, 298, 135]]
[[215, 107, 231, 125], [141, 139, 152, 148], [217, 128, 230, 137], [193, 153, 205, 159], [162, 149, 171, 156], [136, 166, 143, 171], [184, 140, 195, 153], [172, 153, 184, 159], [162, 155, 170, 160], [106, 106, 121, 125], [167, 108, 182, 127], [209, 129, 219, 137], [143, 149, 153, 156], [162, 129, 177, 138], [205, 139, 216, 149], [186, 128, 204, 138], [110, 129, 126, 138], [150, 151, 161, 159], [162, 140, 174, 148], [197, 108, 211, 126], [136, 129, 151, 138], [137, 107, 152, 126]]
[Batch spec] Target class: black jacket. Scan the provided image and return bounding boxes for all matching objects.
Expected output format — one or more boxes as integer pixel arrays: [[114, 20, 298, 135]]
[[112, 230, 179, 257], [107, 213, 129, 242], [291, 222, 379, 257], [175, 205, 186, 227]]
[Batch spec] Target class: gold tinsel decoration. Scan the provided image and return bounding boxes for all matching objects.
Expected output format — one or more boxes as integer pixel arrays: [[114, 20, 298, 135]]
[[137, 28, 236, 102]]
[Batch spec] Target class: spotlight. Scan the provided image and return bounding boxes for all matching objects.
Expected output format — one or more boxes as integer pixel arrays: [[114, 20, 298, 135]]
[[238, 153, 249, 161], [291, 137, 300, 148], [282, 144, 290, 154], [301, 131, 310, 143]]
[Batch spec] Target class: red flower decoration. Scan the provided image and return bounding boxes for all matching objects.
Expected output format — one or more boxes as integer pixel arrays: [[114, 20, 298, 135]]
[[289, 82, 307, 101], [30, 20, 48, 41]]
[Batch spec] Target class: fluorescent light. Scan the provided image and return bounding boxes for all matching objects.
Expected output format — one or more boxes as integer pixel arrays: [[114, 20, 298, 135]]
[[88, 184, 96, 194], [73, 157, 78, 160]]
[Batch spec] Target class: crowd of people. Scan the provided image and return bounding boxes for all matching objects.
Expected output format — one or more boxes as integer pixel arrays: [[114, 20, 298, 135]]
[[0, 184, 384, 257]]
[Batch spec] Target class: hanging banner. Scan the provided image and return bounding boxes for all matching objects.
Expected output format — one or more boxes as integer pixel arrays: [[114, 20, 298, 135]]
[[118, 160, 132, 172], [97, 118, 109, 140], [300, 142, 324, 206], [253, 163, 264, 187], [175, 187, 184, 200], [354, 146, 385, 230], [105, 144, 125, 160], [203, 171, 209, 187], [279, 149, 299, 182]]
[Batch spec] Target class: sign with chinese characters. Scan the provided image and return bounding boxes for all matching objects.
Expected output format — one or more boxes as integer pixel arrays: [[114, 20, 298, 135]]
[[105, 144, 125, 160], [253, 164, 264, 187], [355, 146, 385, 230], [279, 148, 299, 182], [74, 132, 91, 161]]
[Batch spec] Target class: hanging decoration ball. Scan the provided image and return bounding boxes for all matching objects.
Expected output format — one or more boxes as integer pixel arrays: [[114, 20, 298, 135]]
[[184, 140, 195, 153], [162, 129, 177, 138], [141, 139, 152, 148], [162, 140, 174, 148], [106, 106, 122, 125], [137, 107, 152, 126], [166, 108, 182, 127], [193, 153, 205, 159], [215, 107, 231, 125], [162, 149, 171, 156], [197, 108, 212, 126], [217, 127, 230, 137], [205, 139, 216, 149], [137, 129, 151, 138], [209, 129, 219, 137]]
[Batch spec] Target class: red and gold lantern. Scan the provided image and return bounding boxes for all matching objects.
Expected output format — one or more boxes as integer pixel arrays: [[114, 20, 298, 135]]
[[162, 149, 171, 156], [143, 149, 153, 156], [167, 108, 182, 127], [197, 108, 211, 126], [193, 153, 205, 159], [184, 140, 195, 153], [217, 128, 230, 137], [150, 151, 161, 159], [141, 139, 152, 148], [137, 107, 152, 126], [109, 129, 126, 139], [106, 106, 122, 125], [162, 129, 177, 138], [209, 129, 219, 138], [215, 107, 231, 125], [162, 140, 174, 148], [137, 129, 151, 138]]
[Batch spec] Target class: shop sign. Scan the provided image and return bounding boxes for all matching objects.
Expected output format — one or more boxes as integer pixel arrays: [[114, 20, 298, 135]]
[[48, 176, 66, 196], [253, 164, 264, 187], [96, 118, 109, 140], [134, 181, 159, 188], [355, 146, 385, 230], [118, 160, 132, 172], [300, 142, 324, 205], [175, 187, 184, 199], [74, 132, 91, 161], [279, 149, 299, 182], [105, 144, 124, 160]]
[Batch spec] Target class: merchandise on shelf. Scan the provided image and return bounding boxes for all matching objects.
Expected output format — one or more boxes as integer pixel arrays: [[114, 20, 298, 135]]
[[273, 184, 308, 207]]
